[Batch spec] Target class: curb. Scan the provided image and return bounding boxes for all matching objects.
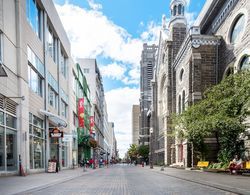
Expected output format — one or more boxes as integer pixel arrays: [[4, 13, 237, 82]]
[[149, 167, 250, 195]]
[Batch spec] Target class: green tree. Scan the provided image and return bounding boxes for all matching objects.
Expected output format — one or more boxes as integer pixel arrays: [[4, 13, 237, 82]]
[[137, 145, 149, 161], [128, 144, 138, 161], [174, 71, 250, 163]]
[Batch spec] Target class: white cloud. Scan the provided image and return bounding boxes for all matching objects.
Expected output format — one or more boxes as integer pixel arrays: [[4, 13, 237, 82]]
[[185, 0, 191, 7], [55, 3, 143, 67], [100, 63, 126, 80], [87, 0, 102, 11], [105, 87, 140, 158], [185, 11, 196, 27], [140, 21, 161, 44], [55, 3, 156, 157]]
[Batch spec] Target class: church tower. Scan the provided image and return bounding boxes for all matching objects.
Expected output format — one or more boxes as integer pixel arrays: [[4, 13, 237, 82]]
[[169, 0, 187, 58]]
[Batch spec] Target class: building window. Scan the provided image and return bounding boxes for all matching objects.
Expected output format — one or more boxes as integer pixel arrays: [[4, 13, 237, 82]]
[[60, 51, 67, 78], [28, 65, 43, 97], [182, 90, 185, 111], [178, 4, 182, 15], [83, 68, 89, 74], [29, 113, 44, 169], [178, 95, 181, 114], [6, 114, 17, 129], [0, 32, 3, 63], [72, 75, 76, 94], [73, 112, 78, 126], [173, 5, 177, 16], [48, 86, 58, 109], [61, 99, 67, 118], [26, 0, 41, 39], [240, 56, 250, 70], [179, 68, 184, 81], [230, 14, 245, 44], [61, 143, 68, 167], [47, 27, 57, 62]]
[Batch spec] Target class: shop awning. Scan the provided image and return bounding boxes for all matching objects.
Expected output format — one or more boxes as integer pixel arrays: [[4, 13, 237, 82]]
[[40, 109, 67, 128]]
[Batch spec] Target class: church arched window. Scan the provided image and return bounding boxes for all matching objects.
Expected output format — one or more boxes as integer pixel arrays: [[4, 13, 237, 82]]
[[178, 95, 181, 114], [182, 90, 185, 111], [178, 4, 182, 15], [240, 55, 250, 70], [230, 14, 246, 44], [173, 5, 177, 16]]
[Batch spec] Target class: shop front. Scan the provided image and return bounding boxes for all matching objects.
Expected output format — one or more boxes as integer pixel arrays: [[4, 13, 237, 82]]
[[40, 110, 68, 171], [0, 99, 18, 174]]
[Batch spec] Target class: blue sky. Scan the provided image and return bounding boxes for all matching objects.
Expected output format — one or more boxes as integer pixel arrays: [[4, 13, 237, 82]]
[[53, 0, 206, 157]]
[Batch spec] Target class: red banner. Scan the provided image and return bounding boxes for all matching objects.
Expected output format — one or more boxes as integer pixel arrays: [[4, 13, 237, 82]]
[[78, 98, 84, 127], [89, 116, 94, 134]]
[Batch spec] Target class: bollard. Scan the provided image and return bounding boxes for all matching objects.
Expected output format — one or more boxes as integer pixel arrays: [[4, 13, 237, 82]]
[[160, 166, 164, 171]]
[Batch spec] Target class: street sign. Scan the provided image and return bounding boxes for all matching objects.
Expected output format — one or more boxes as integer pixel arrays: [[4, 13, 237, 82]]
[[62, 134, 73, 142], [0, 64, 7, 77]]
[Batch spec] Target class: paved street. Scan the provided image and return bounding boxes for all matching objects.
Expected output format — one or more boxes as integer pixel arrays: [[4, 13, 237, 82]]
[[1, 165, 250, 195]]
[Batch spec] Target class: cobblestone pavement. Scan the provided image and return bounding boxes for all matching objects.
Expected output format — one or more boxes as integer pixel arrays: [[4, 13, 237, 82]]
[[14, 165, 243, 195]]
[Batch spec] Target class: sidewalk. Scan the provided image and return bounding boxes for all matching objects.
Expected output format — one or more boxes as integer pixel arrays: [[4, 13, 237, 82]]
[[0, 167, 99, 195], [149, 166, 250, 195]]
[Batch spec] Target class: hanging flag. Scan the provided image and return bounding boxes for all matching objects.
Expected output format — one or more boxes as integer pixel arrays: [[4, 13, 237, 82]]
[[89, 116, 94, 134], [78, 98, 84, 127]]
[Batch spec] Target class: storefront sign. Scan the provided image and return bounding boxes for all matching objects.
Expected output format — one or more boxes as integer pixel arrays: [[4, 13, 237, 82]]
[[78, 98, 84, 127], [90, 116, 94, 134], [49, 128, 63, 138], [62, 134, 73, 142]]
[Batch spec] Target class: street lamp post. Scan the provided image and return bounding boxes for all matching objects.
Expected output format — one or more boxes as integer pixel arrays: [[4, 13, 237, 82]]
[[150, 127, 153, 169]]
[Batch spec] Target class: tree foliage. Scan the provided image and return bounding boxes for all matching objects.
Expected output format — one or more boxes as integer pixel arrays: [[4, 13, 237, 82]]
[[128, 144, 138, 161], [137, 145, 149, 160], [174, 71, 250, 162]]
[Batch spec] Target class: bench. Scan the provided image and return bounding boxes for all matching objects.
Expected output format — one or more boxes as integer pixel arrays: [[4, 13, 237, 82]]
[[197, 161, 209, 168]]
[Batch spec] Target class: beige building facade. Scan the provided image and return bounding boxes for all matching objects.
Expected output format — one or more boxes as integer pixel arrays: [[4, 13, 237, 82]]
[[0, 0, 75, 175], [132, 105, 140, 145]]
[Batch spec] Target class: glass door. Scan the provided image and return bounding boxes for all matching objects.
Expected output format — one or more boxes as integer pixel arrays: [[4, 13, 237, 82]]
[[6, 128, 17, 171]]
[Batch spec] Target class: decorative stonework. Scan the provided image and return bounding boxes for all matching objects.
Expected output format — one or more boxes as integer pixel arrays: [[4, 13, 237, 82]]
[[212, 0, 238, 32], [191, 38, 221, 48]]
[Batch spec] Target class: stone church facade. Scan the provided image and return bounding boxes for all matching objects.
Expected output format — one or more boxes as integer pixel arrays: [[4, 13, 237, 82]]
[[151, 0, 250, 167]]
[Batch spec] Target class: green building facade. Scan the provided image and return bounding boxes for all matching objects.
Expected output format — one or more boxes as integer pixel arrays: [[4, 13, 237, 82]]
[[74, 63, 92, 162]]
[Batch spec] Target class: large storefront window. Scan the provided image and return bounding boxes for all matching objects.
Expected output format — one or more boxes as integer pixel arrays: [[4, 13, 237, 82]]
[[61, 143, 68, 167], [29, 113, 44, 169], [0, 108, 17, 172], [6, 129, 17, 171]]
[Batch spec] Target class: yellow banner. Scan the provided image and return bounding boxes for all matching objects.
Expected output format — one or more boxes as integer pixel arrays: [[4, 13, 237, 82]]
[[246, 161, 250, 169], [197, 161, 209, 167]]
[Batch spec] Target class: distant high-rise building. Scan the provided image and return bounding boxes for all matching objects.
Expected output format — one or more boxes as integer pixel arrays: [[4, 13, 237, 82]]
[[132, 105, 140, 145], [139, 44, 158, 145]]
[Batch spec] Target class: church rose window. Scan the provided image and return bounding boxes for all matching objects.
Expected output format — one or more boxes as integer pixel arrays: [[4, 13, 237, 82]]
[[230, 14, 245, 44], [240, 56, 250, 70]]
